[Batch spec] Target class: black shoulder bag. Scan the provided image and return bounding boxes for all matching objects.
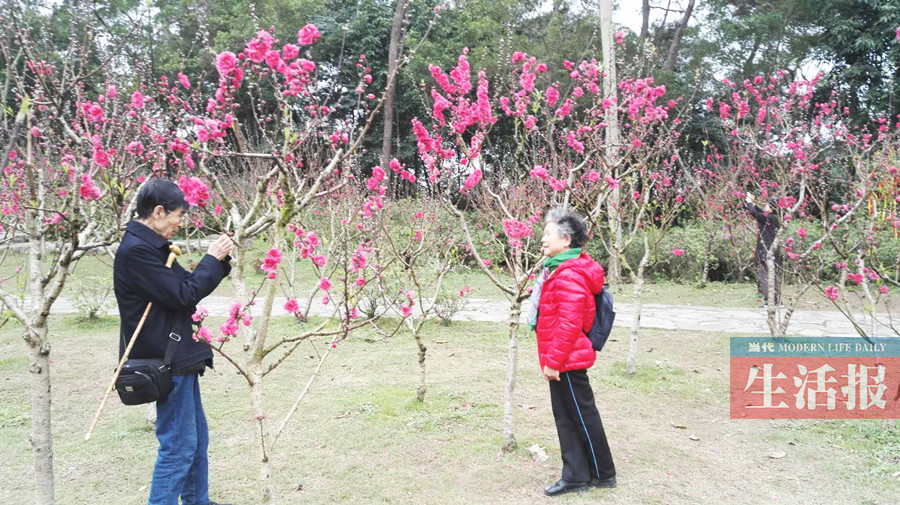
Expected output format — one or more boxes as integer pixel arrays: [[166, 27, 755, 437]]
[[115, 332, 181, 405]]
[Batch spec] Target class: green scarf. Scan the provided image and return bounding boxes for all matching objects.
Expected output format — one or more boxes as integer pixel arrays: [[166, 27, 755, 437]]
[[528, 248, 582, 331], [544, 247, 582, 271]]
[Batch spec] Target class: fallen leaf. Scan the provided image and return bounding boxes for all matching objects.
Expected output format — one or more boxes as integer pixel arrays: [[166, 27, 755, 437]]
[[769, 450, 786, 459], [517, 404, 538, 410], [671, 422, 688, 429], [646, 347, 655, 352], [692, 369, 701, 374], [435, 340, 448, 344]]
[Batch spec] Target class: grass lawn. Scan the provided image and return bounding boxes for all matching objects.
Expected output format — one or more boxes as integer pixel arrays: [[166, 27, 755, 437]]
[[1, 315, 898, 504]]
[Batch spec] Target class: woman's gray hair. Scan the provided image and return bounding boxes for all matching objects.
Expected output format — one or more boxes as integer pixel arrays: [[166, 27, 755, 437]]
[[545, 208, 588, 248]]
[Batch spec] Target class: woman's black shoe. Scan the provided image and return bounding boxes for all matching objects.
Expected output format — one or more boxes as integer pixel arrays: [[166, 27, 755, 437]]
[[543, 479, 589, 496]]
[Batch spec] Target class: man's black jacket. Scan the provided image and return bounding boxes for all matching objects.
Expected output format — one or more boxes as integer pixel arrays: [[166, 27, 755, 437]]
[[114, 221, 231, 372], [746, 201, 781, 262]]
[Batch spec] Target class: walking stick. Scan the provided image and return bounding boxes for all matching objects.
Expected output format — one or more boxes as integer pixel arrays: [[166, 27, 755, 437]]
[[84, 244, 182, 441]]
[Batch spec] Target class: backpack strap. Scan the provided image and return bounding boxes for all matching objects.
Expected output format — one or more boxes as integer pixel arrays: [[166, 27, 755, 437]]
[[161, 332, 181, 371]]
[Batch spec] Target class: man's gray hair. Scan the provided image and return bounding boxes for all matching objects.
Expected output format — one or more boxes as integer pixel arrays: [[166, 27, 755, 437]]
[[545, 208, 588, 248]]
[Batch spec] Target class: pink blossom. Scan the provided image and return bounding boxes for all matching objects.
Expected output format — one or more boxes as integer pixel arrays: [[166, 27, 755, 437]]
[[548, 177, 567, 191], [321, 295, 330, 305], [461, 169, 483, 192], [126, 142, 144, 155], [192, 306, 209, 322], [449, 54, 472, 95], [587, 171, 600, 182], [215, 51, 238, 75], [671, 248, 685, 257], [177, 72, 191, 89], [555, 99, 572, 118], [93, 149, 110, 167], [797, 227, 807, 238], [367, 165, 386, 190], [318, 277, 332, 291], [298, 24, 321, 45], [825, 285, 839, 301], [86, 103, 104, 122], [246, 30, 274, 63], [530, 166, 548, 180], [847, 273, 864, 285], [177, 175, 210, 207], [79, 174, 101, 200], [880, 285, 889, 295], [30, 126, 41, 138], [356, 277, 366, 287], [519, 71, 536, 93], [312, 255, 327, 267], [401, 305, 412, 318], [545, 86, 559, 107], [193, 326, 213, 344], [282, 43, 299, 60], [284, 298, 300, 313], [605, 176, 619, 189], [261, 248, 282, 273]]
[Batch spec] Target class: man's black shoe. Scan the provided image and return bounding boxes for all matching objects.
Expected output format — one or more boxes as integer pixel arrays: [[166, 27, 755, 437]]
[[543, 479, 589, 496], [590, 476, 617, 488]]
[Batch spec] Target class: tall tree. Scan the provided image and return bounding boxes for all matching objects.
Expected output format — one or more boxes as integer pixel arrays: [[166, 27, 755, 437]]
[[380, 0, 410, 180], [663, 0, 695, 71]]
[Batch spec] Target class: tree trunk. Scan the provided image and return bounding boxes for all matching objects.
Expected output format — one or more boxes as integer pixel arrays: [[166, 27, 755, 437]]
[[626, 243, 649, 376], [28, 333, 55, 505], [249, 374, 272, 505], [640, 0, 650, 42], [764, 244, 783, 341], [414, 330, 427, 402], [599, 0, 622, 287], [501, 299, 521, 452], [663, 0, 695, 72], [379, 0, 410, 172], [700, 228, 713, 287]]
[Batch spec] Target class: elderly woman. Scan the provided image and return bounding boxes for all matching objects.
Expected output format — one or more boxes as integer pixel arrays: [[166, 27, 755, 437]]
[[528, 208, 616, 496]]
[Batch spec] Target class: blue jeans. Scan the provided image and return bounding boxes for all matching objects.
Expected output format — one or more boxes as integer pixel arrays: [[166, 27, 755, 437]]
[[148, 373, 209, 505]]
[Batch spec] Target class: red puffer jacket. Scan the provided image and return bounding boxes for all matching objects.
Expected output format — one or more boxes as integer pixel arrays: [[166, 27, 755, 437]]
[[535, 252, 605, 372]]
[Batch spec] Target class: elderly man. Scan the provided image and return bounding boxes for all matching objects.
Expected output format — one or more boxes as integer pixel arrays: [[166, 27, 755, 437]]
[[114, 179, 234, 505]]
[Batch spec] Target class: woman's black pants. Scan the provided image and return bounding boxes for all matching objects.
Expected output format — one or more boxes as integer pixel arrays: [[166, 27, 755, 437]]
[[549, 369, 616, 483]]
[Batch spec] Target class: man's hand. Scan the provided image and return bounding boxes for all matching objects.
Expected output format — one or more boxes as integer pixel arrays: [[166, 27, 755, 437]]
[[207, 234, 234, 261], [543, 365, 561, 381], [746, 192, 755, 204]]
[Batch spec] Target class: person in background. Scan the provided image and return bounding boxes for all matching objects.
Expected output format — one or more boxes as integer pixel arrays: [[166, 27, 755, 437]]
[[528, 208, 616, 496], [745, 192, 782, 308], [114, 179, 234, 505]]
